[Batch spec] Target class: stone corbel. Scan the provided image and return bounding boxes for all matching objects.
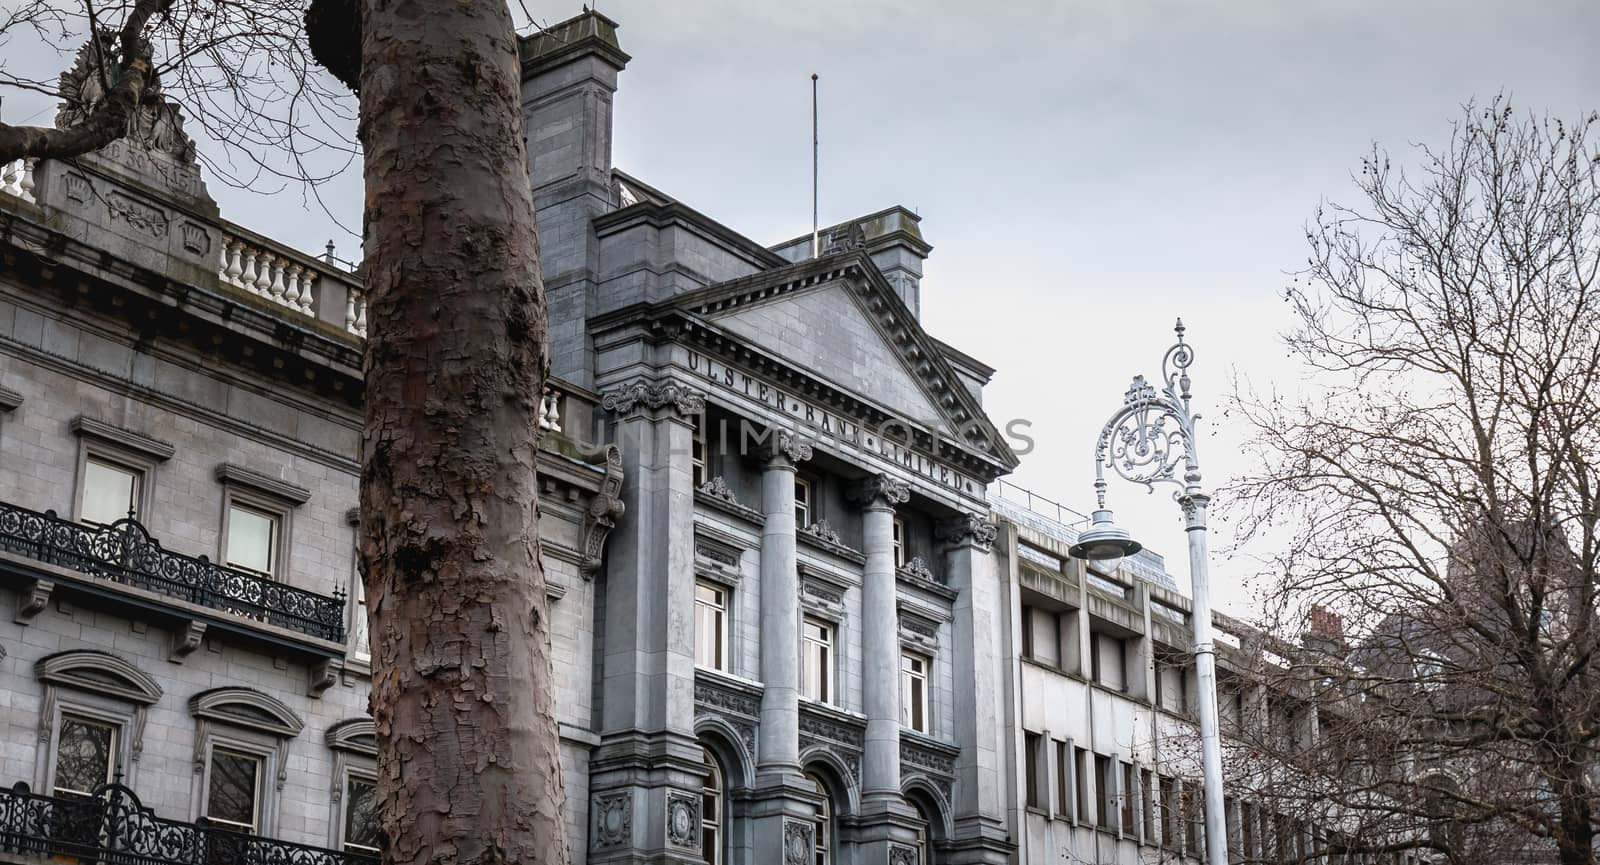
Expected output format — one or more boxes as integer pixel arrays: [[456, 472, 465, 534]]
[[0, 385, 21, 413], [308, 657, 343, 698], [936, 512, 998, 553], [14, 579, 53, 625], [578, 443, 625, 580], [168, 620, 207, 663]]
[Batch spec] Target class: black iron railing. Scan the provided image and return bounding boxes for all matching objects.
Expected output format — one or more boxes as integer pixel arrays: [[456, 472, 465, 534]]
[[0, 501, 347, 643], [0, 781, 377, 865]]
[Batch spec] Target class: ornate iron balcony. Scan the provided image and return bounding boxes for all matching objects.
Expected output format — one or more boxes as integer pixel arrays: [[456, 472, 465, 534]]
[[0, 501, 347, 643], [0, 781, 378, 865]]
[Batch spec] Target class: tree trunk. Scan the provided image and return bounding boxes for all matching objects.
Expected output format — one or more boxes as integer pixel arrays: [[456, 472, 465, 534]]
[[356, 0, 566, 862]]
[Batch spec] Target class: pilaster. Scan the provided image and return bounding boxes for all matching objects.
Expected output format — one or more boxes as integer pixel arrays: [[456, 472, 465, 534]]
[[589, 376, 706, 864], [936, 512, 1014, 863]]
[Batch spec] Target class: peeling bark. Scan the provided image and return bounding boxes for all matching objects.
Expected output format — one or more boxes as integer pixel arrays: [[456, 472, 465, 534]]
[[356, 0, 566, 862]]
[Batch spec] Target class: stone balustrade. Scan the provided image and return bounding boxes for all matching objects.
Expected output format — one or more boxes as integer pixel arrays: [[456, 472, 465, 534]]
[[0, 158, 37, 204], [214, 228, 366, 338]]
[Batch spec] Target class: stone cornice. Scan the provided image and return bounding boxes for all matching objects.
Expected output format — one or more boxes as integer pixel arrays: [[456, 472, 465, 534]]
[[214, 462, 313, 505], [70, 415, 176, 461]]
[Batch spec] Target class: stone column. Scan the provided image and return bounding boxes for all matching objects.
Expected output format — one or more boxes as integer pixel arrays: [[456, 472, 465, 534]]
[[756, 431, 811, 778], [848, 475, 921, 864], [938, 512, 1014, 863], [851, 474, 910, 801], [747, 430, 821, 865]]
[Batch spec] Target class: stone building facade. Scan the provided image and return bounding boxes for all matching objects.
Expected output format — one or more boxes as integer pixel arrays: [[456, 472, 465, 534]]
[[0, 9, 1399, 865]]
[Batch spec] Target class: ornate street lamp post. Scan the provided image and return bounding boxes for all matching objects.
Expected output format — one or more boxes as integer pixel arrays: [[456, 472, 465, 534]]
[[1067, 319, 1229, 865]]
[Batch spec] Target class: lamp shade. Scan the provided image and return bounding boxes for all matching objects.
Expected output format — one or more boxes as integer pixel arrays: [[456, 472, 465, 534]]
[[1067, 509, 1142, 572]]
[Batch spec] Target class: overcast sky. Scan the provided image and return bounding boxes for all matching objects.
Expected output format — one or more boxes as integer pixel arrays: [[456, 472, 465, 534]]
[[7, 0, 1598, 613]]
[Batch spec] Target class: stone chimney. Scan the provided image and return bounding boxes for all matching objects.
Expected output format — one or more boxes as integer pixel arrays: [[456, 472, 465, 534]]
[[518, 11, 630, 388]]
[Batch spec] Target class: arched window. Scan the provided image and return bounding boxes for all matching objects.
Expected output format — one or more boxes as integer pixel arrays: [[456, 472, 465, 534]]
[[700, 748, 724, 865], [806, 772, 834, 865], [910, 797, 935, 865]]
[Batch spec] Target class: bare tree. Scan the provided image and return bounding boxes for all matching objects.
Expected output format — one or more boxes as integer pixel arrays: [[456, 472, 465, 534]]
[[1226, 99, 1600, 865], [0, 1, 569, 864]]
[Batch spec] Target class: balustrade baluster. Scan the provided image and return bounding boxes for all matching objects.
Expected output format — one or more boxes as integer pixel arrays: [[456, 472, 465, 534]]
[[239, 248, 260, 294]]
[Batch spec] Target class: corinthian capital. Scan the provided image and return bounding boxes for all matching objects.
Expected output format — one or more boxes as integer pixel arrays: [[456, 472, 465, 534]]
[[937, 512, 997, 552], [848, 473, 911, 508], [599, 378, 706, 418], [756, 430, 813, 467]]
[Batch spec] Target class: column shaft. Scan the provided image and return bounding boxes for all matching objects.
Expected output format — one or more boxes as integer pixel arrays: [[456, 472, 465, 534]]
[[757, 456, 801, 776]]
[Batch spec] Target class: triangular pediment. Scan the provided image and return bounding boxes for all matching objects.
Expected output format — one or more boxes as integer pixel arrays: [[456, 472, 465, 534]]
[[669, 251, 1019, 473], [707, 280, 947, 428]]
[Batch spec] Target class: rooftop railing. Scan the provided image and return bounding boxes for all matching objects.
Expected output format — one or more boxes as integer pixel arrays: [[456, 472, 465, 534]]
[[0, 501, 347, 643], [0, 780, 377, 865]]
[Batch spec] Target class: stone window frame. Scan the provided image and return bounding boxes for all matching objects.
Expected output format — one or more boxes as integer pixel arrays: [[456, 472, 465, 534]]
[[326, 719, 378, 853], [800, 615, 836, 707], [214, 463, 311, 583], [694, 579, 733, 675], [897, 650, 930, 735], [70, 416, 174, 526], [798, 563, 851, 712], [188, 687, 305, 835], [32, 650, 164, 795]]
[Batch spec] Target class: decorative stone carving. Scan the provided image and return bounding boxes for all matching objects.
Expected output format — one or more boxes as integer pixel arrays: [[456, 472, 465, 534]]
[[848, 474, 910, 508], [901, 740, 957, 776], [106, 192, 168, 237], [898, 610, 941, 656], [782, 818, 814, 865], [698, 476, 740, 505], [578, 444, 625, 580], [600, 378, 705, 417], [801, 520, 842, 545], [591, 792, 631, 849], [898, 556, 936, 584], [694, 677, 761, 718], [755, 430, 813, 466], [823, 221, 867, 254], [889, 844, 917, 865], [798, 711, 864, 749], [180, 221, 211, 255], [14, 579, 53, 625], [307, 658, 342, 698], [56, 33, 197, 164], [168, 620, 206, 663], [665, 790, 699, 850], [937, 512, 998, 552]]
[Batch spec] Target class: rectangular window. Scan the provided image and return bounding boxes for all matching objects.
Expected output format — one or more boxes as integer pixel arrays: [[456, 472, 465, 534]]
[[80, 456, 141, 526], [802, 618, 833, 704], [1024, 733, 1042, 809], [1074, 748, 1090, 826], [1091, 632, 1127, 691], [1020, 604, 1035, 660], [1056, 742, 1072, 820], [899, 653, 929, 733], [694, 582, 729, 672], [53, 715, 118, 798], [1156, 651, 1189, 713], [206, 748, 263, 834], [225, 503, 279, 578], [343, 775, 380, 854], [691, 418, 706, 488], [1096, 755, 1114, 829], [1141, 768, 1155, 840], [1160, 777, 1178, 846], [1121, 763, 1135, 833], [892, 517, 906, 568], [794, 477, 813, 530], [1183, 781, 1201, 854]]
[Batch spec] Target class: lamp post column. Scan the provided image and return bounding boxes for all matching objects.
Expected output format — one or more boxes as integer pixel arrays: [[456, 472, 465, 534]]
[[1183, 489, 1229, 865]]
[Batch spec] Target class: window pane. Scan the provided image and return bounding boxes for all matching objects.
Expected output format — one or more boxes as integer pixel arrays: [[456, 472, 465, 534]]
[[207, 749, 261, 832], [54, 716, 116, 797], [81, 459, 138, 525], [695, 583, 727, 671], [344, 777, 381, 852], [227, 506, 277, 576]]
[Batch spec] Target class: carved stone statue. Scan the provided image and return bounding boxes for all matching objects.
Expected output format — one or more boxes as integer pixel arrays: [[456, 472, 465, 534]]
[[55, 32, 197, 165]]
